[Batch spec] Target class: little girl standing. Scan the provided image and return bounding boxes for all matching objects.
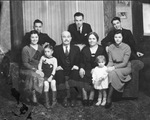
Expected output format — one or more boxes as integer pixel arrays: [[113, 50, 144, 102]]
[[91, 55, 108, 106], [38, 44, 57, 109]]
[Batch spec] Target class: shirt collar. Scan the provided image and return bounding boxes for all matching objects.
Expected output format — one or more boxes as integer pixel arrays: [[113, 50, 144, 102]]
[[63, 45, 70, 51], [76, 25, 83, 33]]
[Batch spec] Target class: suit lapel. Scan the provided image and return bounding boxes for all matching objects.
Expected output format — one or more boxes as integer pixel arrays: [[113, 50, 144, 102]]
[[59, 45, 66, 64], [69, 45, 73, 64], [60, 45, 65, 55], [121, 29, 127, 42], [74, 23, 85, 35], [81, 23, 85, 35], [82, 23, 87, 35]]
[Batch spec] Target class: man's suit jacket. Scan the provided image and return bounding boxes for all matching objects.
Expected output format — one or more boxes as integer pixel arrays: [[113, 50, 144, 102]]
[[101, 28, 139, 60], [53, 44, 80, 70], [22, 32, 56, 48], [68, 23, 92, 45]]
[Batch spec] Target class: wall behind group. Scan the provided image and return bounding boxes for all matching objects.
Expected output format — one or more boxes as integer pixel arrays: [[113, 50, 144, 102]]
[[22, 1, 104, 45], [116, 1, 133, 32], [0, 1, 11, 53], [0, 1, 134, 57]]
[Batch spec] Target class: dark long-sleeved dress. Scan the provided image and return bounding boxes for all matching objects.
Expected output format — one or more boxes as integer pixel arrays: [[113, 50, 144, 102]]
[[107, 43, 131, 92], [79, 45, 108, 91], [20, 45, 44, 93]]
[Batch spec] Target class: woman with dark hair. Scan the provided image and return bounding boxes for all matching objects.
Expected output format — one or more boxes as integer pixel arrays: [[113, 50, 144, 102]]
[[79, 32, 108, 106], [105, 30, 132, 108], [20, 30, 44, 104]]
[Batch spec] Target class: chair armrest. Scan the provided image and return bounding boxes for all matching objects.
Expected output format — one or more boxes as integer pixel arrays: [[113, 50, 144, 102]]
[[10, 62, 20, 91], [123, 60, 144, 98], [131, 60, 144, 72]]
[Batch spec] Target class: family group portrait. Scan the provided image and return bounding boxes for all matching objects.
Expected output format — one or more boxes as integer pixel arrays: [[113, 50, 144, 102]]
[[0, 1, 150, 120]]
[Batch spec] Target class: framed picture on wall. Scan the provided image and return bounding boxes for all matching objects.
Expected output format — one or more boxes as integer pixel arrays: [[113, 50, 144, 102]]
[[116, 1, 130, 7], [117, 12, 127, 19], [143, 3, 150, 36]]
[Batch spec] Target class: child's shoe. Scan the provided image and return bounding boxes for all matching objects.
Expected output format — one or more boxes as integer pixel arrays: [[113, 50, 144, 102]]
[[101, 98, 106, 106], [95, 98, 102, 106]]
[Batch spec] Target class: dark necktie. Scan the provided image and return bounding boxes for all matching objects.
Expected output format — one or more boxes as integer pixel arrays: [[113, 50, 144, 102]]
[[77, 27, 80, 34], [65, 46, 69, 56]]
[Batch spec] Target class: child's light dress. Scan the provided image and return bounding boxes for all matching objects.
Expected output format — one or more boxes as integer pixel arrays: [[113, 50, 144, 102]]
[[92, 66, 108, 90]]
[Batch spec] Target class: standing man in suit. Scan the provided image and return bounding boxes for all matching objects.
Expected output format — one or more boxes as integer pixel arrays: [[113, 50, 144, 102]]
[[22, 19, 56, 48], [53, 31, 80, 107], [68, 12, 92, 50], [101, 17, 144, 60]]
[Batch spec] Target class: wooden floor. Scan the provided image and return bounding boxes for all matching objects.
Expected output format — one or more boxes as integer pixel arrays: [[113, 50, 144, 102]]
[[0, 75, 150, 120]]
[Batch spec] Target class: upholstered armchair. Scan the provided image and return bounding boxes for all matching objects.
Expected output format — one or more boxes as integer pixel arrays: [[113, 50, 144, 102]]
[[2, 52, 145, 101], [122, 60, 144, 98]]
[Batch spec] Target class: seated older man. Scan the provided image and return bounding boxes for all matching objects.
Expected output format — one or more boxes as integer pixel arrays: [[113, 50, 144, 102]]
[[53, 31, 80, 107]]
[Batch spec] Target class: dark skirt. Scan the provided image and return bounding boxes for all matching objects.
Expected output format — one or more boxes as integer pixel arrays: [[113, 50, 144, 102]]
[[20, 69, 44, 94]]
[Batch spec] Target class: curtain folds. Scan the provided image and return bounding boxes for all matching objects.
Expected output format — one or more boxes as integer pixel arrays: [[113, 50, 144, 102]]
[[0, 1, 11, 53], [10, 1, 23, 63], [22, 1, 104, 45]]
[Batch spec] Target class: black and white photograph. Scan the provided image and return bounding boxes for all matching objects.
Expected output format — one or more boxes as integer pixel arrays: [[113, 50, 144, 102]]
[[0, 1, 150, 120]]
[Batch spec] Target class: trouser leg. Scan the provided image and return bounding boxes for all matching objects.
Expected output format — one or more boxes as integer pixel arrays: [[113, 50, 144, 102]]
[[70, 87, 78, 100]]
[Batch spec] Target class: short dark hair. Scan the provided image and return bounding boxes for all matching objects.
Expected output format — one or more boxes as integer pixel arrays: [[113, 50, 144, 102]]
[[111, 17, 121, 24], [33, 19, 43, 26], [29, 30, 39, 37], [74, 12, 84, 19], [44, 44, 53, 50], [114, 29, 123, 36], [87, 32, 99, 41]]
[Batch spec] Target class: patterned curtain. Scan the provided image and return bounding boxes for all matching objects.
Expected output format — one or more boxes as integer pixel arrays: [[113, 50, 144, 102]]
[[22, 1, 104, 45]]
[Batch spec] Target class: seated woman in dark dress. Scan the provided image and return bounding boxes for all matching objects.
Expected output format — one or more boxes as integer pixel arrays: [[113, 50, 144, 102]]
[[105, 30, 132, 108], [79, 32, 108, 106], [20, 30, 44, 104]]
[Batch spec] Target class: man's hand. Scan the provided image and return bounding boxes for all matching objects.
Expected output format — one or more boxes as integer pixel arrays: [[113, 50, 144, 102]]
[[56, 66, 63, 71], [137, 52, 144, 57], [71, 65, 79, 70], [79, 68, 85, 78]]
